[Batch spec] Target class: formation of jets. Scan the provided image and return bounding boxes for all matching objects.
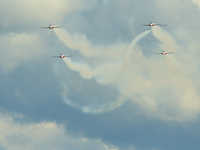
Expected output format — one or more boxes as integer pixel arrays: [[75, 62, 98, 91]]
[[140, 22, 175, 55], [41, 22, 174, 59], [40, 25, 72, 58]]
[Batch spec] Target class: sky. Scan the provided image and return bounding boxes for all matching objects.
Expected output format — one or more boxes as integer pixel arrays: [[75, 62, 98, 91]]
[[1, 0, 200, 149]]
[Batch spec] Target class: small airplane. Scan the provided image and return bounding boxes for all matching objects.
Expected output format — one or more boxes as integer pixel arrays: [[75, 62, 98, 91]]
[[52, 54, 73, 58], [141, 22, 167, 27], [40, 25, 62, 29], [154, 51, 174, 55]]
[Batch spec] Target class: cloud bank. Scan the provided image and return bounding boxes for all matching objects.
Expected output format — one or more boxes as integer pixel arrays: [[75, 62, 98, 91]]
[[0, 112, 119, 150]]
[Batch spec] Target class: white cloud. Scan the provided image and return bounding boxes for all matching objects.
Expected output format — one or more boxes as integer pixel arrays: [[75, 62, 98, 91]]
[[0, 0, 98, 27], [0, 32, 48, 74], [190, 0, 200, 8], [0, 112, 119, 150]]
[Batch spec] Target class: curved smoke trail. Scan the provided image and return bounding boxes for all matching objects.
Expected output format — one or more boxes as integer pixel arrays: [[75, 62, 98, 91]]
[[55, 29, 150, 113], [122, 30, 151, 70]]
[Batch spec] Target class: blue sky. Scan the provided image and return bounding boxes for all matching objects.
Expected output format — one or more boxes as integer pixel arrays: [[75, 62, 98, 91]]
[[1, 0, 200, 149]]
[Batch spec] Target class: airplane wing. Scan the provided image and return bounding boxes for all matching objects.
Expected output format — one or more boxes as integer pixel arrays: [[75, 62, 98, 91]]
[[166, 52, 174, 54], [65, 55, 73, 57], [155, 24, 167, 27], [159, 24, 167, 27], [54, 26, 62, 28]]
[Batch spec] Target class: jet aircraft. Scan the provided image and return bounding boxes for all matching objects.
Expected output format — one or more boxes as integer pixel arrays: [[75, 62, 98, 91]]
[[141, 22, 167, 27], [40, 25, 62, 29], [52, 54, 73, 58], [154, 51, 174, 55]]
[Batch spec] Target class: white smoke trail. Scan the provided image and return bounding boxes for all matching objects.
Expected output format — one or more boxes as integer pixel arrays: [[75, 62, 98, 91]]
[[81, 94, 129, 113], [54, 29, 126, 59], [151, 27, 181, 71], [147, 26, 200, 121], [63, 58, 123, 84], [57, 29, 150, 113], [54, 29, 99, 57], [152, 27, 179, 52], [122, 30, 151, 70], [61, 59, 128, 113], [125, 30, 151, 60], [63, 58, 96, 79]]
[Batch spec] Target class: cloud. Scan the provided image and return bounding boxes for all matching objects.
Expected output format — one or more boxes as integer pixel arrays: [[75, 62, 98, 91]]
[[0, 112, 119, 150], [0, 32, 48, 74], [0, 0, 98, 28]]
